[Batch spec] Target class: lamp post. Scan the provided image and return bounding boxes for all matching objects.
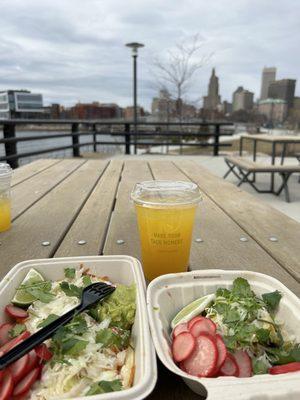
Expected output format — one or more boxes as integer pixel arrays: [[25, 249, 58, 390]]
[[125, 42, 144, 155]]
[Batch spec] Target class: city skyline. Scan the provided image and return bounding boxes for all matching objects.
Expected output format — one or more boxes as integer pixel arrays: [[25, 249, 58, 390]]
[[0, 0, 299, 109]]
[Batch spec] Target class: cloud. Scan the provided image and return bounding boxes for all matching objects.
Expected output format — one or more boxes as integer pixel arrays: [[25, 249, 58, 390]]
[[0, 0, 299, 109]]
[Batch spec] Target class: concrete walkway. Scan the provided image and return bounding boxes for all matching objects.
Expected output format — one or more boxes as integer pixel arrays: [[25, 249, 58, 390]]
[[113, 153, 300, 223]]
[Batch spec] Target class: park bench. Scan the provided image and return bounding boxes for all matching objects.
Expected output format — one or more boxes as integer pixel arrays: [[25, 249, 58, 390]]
[[224, 155, 300, 202]]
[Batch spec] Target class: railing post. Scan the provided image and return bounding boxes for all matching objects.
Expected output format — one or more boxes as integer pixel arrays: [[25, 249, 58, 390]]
[[3, 123, 18, 168], [125, 123, 131, 155], [213, 124, 220, 156], [71, 123, 80, 157], [92, 124, 97, 153]]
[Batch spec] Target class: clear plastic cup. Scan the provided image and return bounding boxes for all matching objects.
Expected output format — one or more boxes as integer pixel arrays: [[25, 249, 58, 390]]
[[0, 163, 13, 232], [131, 181, 202, 281]]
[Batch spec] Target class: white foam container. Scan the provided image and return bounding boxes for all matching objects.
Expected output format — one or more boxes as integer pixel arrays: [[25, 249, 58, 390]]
[[147, 269, 300, 400], [0, 255, 157, 400]]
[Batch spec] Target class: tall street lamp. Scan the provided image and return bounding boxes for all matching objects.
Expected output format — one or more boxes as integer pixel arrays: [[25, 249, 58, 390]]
[[125, 42, 144, 155]]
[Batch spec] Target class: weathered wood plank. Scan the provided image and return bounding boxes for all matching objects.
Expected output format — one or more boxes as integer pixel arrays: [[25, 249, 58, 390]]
[[12, 159, 85, 220], [54, 160, 123, 257], [12, 159, 61, 187], [174, 159, 300, 284], [0, 160, 108, 277], [103, 160, 152, 258], [148, 160, 300, 296]]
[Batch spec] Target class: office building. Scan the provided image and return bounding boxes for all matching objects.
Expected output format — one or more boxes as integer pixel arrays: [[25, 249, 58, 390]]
[[260, 67, 276, 100], [0, 90, 44, 119], [268, 79, 296, 110], [203, 68, 221, 110], [67, 102, 122, 119], [151, 90, 177, 121], [222, 101, 232, 115], [258, 99, 288, 124], [232, 87, 254, 112]]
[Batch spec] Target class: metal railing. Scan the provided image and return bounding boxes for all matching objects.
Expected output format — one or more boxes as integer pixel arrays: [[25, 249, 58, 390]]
[[0, 119, 234, 168]]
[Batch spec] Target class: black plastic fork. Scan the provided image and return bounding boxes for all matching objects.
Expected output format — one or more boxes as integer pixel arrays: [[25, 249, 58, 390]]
[[0, 282, 115, 369]]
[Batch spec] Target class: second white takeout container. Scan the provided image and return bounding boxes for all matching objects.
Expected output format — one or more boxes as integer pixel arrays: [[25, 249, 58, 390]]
[[0, 255, 157, 400], [147, 269, 300, 400]]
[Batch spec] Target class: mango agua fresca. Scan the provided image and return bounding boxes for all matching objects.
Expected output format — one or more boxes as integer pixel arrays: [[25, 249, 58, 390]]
[[0, 198, 11, 231], [132, 181, 201, 281], [0, 163, 13, 233]]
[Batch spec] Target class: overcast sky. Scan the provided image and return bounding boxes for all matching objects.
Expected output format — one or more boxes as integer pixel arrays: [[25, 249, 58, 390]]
[[0, 0, 299, 110]]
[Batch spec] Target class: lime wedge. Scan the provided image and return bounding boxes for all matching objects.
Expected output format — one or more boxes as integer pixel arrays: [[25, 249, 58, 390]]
[[12, 268, 45, 307], [171, 293, 216, 329]]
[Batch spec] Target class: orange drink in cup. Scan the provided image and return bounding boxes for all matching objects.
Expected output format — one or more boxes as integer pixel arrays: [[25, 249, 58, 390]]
[[131, 181, 201, 281], [0, 163, 12, 232]]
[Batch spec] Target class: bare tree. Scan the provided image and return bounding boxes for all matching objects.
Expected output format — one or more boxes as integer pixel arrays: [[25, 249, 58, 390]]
[[152, 34, 211, 120]]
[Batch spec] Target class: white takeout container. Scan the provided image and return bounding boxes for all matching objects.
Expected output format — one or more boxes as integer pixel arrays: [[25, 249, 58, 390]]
[[147, 269, 300, 400], [0, 255, 157, 400]]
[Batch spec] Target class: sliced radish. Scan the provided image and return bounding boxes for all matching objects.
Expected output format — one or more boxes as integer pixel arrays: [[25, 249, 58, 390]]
[[190, 318, 216, 337], [9, 354, 29, 383], [0, 323, 14, 345], [13, 390, 30, 400], [0, 331, 30, 354], [172, 332, 196, 362], [26, 350, 39, 373], [0, 370, 14, 400], [35, 343, 52, 361], [215, 334, 227, 371], [269, 362, 300, 375], [187, 316, 204, 331], [182, 333, 218, 377], [219, 353, 239, 377], [5, 305, 28, 320], [233, 350, 253, 377], [13, 367, 40, 396], [172, 323, 189, 338]]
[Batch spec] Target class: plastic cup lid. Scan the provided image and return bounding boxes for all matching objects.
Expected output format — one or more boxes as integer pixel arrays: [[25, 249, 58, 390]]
[[0, 163, 12, 178], [131, 180, 202, 207]]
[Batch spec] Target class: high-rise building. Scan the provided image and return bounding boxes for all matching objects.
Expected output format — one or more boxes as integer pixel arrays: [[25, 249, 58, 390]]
[[0, 90, 44, 119], [258, 99, 288, 124], [260, 67, 276, 100], [232, 87, 254, 112], [203, 68, 221, 110], [268, 79, 296, 110]]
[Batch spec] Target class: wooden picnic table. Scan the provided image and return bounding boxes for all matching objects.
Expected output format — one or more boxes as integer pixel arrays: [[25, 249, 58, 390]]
[[239, 134, 300, 191], [1, 157, 300, 399]]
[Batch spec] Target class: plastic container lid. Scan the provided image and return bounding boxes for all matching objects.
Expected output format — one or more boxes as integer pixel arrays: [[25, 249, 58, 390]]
[[131, 180, 202, 207]]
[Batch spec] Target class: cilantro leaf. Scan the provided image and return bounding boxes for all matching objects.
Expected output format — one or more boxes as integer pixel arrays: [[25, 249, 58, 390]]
[[96, 328, 130, 351], [62, 338, 88, 356], [64, 268, 76, 279], [87, 380, 122, 395], [231, 277, 254, 298], [19, 280, 55, 303], [9, 324, 26, 338], [216, 288, 231, 298], [223, 309, 240, 324], [265, 344, 300, 365], [252, 359, 269, 375], [66, 315, 87, 335], [262, 290, 282, 313], [37, 314, 59, 329], [256, 328, 270, 344], [60, 281, 82, 298], [82, 275, 92, 287]]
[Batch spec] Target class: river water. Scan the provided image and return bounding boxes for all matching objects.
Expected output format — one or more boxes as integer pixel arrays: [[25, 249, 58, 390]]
[[0, 130, 125, 165]]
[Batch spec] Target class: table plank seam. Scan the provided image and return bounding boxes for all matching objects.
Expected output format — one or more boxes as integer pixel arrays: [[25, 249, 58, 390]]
[[12, 159, 87, 222], [174, 160, 300, 284], [12, 159, 63, 187], [48, 160, 111, 258]]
